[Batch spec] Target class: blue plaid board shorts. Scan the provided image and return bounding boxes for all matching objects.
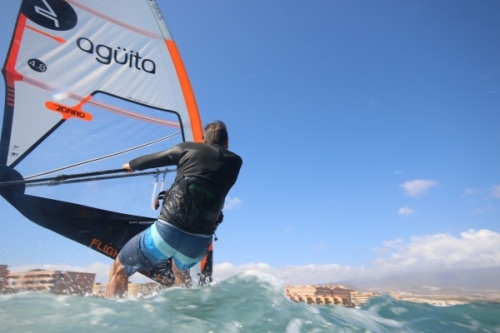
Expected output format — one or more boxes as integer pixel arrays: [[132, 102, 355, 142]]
[[118, 219, 212, 276]]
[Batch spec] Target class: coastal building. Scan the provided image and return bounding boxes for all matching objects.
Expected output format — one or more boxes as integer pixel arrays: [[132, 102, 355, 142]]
[[0, 265, 8, 290], [285, 285, 354, 307], [93, 282, 108, 297], [4, 269, 95, 295]]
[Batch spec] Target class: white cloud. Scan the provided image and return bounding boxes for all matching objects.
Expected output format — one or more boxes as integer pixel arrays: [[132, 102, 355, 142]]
[[490, 185, 500, 199], [470, 204, 495, 215], [310, 242, 328, 252], [382, 239, 404, 248], [461, 185, 500, 215], [215, 229, 500, 284], [9, 230, 500, 286], [463, 188, 479, 196], [214, 262, 273, 281], [224, 196, 242, 210], [398, 206, 414, 216], [401, 179, 438, 197], [212, 262, 367, 285], [373, 229, 500, 274]]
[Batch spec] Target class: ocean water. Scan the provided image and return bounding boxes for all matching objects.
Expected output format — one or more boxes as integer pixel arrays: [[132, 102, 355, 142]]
[[1, 271, 499, 333]]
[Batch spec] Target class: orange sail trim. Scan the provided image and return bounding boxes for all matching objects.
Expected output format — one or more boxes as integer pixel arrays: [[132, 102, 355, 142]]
[[26, 25, 66, 44], [165, 40, 203, 143], [4, 14, 27, 87]]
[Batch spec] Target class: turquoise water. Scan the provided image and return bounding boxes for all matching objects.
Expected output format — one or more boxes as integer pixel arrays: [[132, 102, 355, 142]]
[[1, 271, 499, 332]]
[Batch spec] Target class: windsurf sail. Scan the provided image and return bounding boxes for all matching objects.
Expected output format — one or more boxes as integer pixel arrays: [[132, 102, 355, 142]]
[[0, 0, 212, 286]]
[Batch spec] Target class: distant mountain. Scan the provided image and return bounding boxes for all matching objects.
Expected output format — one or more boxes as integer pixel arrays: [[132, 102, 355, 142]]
[[333, 267, 500, 298]]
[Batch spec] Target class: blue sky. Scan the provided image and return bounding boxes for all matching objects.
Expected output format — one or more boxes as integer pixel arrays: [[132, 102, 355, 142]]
[[1, 0, 500, 285]]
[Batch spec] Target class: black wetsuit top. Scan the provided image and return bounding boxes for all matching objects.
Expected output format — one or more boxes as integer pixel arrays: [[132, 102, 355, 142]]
[[129, 142, 242, 235]]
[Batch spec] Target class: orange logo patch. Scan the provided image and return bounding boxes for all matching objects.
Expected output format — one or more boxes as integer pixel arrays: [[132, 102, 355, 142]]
[[45, 101, 93, 121]]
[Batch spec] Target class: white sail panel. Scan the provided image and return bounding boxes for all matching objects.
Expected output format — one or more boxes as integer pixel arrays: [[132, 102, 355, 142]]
[[9, 0, 195, 129]]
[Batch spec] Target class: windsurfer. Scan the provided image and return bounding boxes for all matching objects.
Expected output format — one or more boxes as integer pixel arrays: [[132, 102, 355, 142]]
[[105, 121, 242, 297]]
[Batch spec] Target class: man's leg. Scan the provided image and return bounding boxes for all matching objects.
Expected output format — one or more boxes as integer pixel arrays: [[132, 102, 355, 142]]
[[105, 256, 128, 297], [172, 260, 192, 288]]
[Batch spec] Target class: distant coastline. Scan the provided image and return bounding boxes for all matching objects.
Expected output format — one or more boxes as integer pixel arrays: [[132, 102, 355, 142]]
[[385, 292, 500, 306], [2, 264, 500, 305]]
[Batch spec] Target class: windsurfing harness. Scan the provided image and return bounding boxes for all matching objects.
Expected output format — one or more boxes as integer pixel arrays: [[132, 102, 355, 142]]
[[161, 175, 224, 235], [129, 141, 243, 235]]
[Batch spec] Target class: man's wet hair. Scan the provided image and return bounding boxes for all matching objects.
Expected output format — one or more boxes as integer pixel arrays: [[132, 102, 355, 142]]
[[204, 121, 228, 145]]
